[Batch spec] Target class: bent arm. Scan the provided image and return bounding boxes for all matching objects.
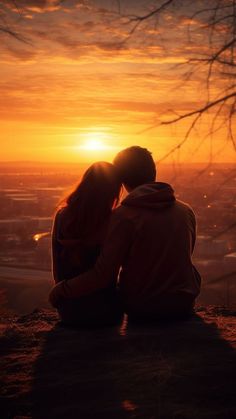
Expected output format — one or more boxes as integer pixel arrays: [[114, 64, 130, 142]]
[[49, 212, 133, 307]]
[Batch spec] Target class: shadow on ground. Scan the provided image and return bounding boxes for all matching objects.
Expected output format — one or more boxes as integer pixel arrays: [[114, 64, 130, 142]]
[[1, 307, 236, 419]]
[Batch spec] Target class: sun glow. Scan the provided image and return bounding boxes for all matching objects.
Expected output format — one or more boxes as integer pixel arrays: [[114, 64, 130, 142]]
[[78, 131, 113, 152], [76, 131, 121, 159], [80, 138, 108, 151]]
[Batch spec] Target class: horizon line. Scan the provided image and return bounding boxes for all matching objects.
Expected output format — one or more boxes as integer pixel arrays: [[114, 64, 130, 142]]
[[0, 160, 235, 165]]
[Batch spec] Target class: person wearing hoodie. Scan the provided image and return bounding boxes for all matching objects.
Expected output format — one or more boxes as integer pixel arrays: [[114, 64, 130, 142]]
[[51, 161, 122, 325], [50, 146, 201, 321]]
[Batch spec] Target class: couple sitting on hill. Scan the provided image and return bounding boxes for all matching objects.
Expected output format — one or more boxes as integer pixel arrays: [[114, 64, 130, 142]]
[[49, 146, 201, 326]]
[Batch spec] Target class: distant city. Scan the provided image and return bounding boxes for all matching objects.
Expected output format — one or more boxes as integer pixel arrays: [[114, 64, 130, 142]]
[[0, 162, 235, 313]]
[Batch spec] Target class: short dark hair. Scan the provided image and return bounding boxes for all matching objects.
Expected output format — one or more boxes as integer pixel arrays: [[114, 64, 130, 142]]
[[113, 146, 156, 189]]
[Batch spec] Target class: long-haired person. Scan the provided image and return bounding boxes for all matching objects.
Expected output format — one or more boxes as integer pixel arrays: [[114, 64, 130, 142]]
[[51, 161, 122, 326]]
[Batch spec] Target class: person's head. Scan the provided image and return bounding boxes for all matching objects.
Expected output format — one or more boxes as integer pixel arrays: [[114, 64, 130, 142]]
[[59, 161, 121, 238], [113, 146, 156, 190]]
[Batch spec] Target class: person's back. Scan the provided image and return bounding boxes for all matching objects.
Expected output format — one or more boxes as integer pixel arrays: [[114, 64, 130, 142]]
[[50, 161, 123, 326], [113, 182, 200, 318], [52, 206, 103, 282]]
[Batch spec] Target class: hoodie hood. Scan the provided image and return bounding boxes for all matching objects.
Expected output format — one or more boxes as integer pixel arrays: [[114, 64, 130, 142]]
[[121, 182, 175, 210]]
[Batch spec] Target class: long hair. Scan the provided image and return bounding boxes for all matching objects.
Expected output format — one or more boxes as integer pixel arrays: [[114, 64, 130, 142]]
[[58, 162, 122, 239]]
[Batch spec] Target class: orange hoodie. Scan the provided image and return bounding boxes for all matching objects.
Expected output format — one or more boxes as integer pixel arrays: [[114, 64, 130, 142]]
[[49, 182, 201, 314]]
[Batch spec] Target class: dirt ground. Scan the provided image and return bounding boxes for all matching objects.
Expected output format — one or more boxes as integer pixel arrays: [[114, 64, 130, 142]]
[[1, 306, 236, 419]]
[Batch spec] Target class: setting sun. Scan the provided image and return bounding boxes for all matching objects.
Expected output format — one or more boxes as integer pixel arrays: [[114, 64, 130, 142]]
[[72, 130, 122, 162], [79, 138, 107, 151], [1, 0, 235, 165]]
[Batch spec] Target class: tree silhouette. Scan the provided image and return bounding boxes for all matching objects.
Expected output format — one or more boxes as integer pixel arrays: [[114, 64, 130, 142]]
[[120, 0, 236, 157]]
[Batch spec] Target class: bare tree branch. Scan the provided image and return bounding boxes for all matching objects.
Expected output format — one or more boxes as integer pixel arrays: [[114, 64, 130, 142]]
[[121, 0, 236, 158]]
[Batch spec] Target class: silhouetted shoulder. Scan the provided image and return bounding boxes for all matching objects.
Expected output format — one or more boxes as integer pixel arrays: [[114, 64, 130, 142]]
[[175, 199, 195, 215], [54, 206, 68, 223], [174, 200, 196, 232]]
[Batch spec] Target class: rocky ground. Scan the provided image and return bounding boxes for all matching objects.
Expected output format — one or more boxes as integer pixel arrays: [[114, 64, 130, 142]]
[[1, 306, 236, 419]]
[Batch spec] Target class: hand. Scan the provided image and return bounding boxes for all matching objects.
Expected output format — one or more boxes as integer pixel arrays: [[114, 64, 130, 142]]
[[49, 281, 65, 307]]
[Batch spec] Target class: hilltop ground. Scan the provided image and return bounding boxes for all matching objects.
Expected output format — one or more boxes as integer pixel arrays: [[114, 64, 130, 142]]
[[1, 306, 236, 419]]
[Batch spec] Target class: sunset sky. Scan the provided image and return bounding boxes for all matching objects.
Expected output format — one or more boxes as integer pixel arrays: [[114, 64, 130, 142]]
[[1, 0, 235, 163]]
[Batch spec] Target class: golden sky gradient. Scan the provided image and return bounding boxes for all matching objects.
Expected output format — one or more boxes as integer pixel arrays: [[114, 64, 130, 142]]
[[1, 0, 235, 163]]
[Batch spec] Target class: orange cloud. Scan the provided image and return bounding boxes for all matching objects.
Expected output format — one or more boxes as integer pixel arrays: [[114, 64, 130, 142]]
[[0, 0, 235, 163]]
